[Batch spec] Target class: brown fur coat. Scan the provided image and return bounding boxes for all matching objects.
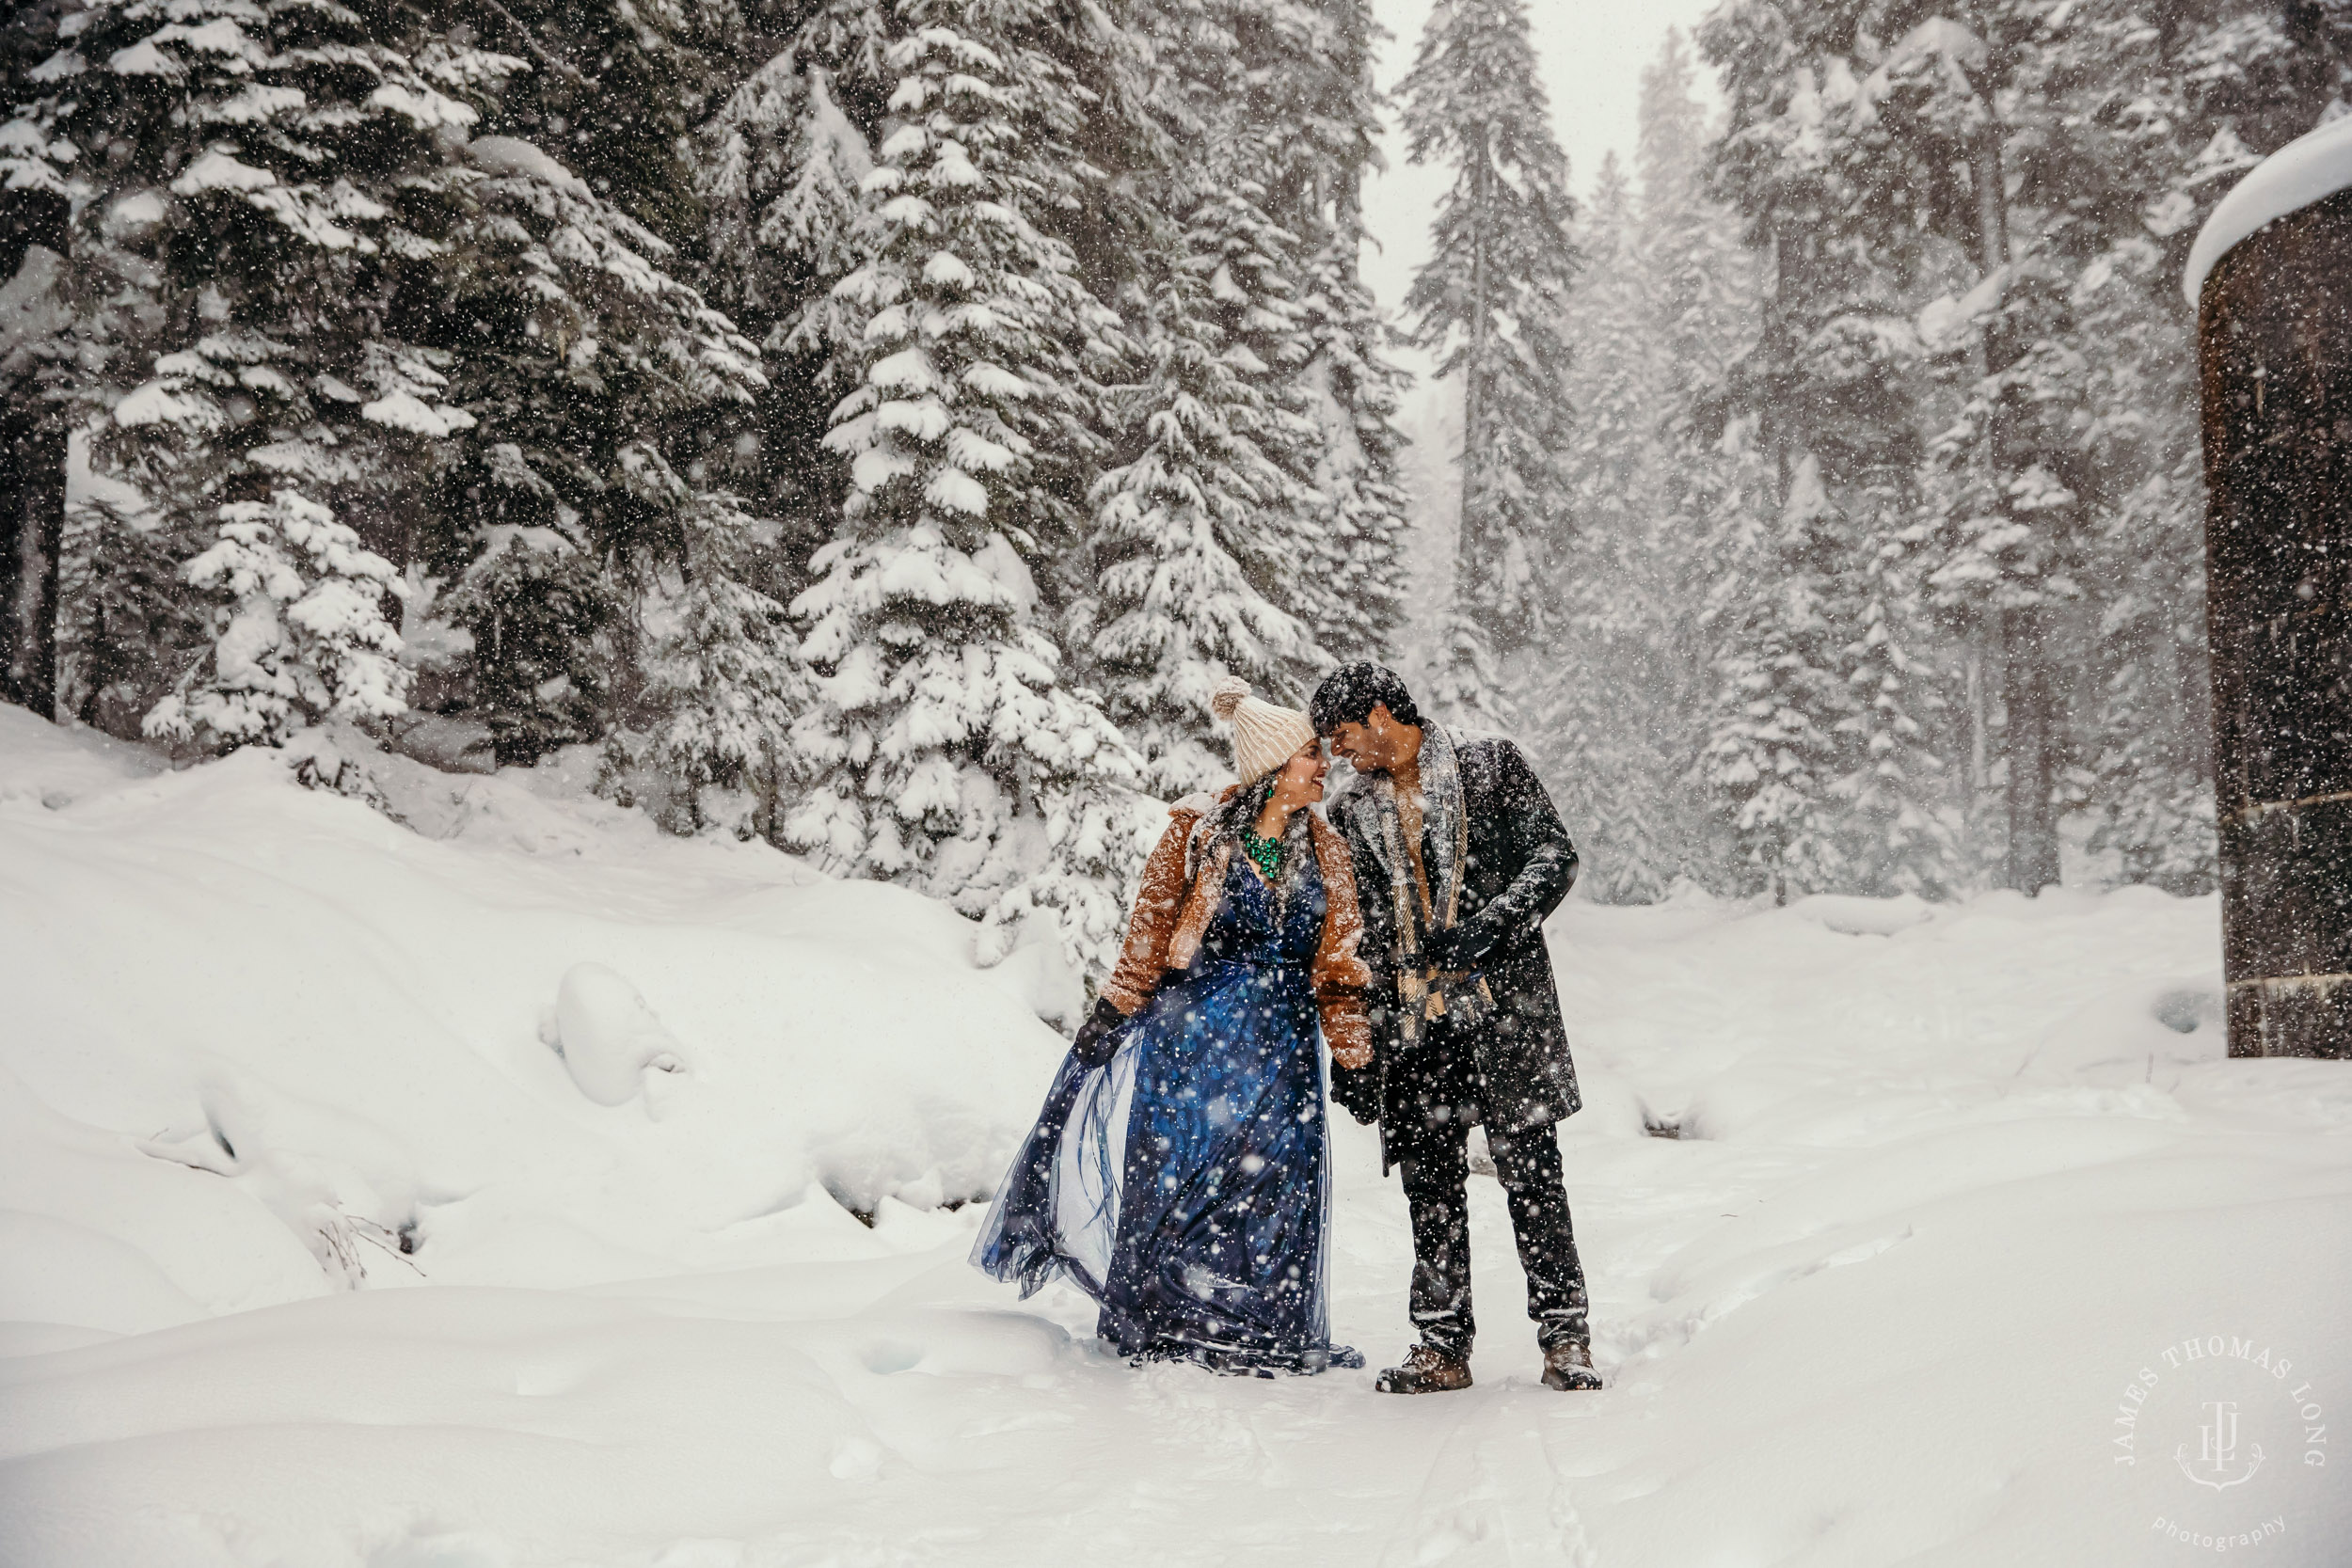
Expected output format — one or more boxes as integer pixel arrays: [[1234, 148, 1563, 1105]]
[[1099, 791, 1374, 1069]]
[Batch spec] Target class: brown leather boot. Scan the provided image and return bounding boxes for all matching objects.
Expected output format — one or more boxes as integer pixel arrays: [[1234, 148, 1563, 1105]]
[[1541, 1340, 1602, 1391], [1375, 1344, 1472, 1394]]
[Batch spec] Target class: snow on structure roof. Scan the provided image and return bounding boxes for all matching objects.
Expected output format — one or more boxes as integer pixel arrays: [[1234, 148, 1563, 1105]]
[[2184, 112, 2352, 307]]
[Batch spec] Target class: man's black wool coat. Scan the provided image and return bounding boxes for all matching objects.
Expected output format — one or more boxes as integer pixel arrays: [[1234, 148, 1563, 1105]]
[[1327, 731, 1581, 1169]]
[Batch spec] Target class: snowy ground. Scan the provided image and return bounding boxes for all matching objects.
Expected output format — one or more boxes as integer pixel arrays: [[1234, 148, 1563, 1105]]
[[3, 706, 2347, 1567]]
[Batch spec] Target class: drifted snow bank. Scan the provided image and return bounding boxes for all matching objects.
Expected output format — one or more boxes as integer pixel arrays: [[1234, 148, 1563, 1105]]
[[0, 706, 1072, 1321], [2, 706, 2348, 1568]]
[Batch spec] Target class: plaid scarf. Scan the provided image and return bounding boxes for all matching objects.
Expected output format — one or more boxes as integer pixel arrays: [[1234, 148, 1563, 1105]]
[[1337, 723, 1493, 1052]]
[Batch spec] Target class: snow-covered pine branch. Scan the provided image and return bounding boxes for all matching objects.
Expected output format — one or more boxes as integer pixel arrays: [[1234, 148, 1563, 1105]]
[[787, 15, 1143, 976], [1397, 0, 1579, 726]]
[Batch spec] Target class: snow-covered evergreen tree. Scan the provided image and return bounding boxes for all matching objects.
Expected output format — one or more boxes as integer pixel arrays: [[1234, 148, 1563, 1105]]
[[1627, 30, 1763, 895], [8, 0, 498, 753], [1286, 0, 1411, 663], [2022, 0, 2337, 895], [1828, 478, 1952, 895], [1397, 0, 1578, 723], [1559, 155, 1658, 553], [1536, 154, 1675, 897], [787, 15, 1143, 974], [1637, 28, 1749, 419], [1075, 0, 1334, 797], [430, 518, 613, 762], [0, 22, 74, 721], [1086, 229, 1317, 795], [2086, 463, 2214, 892], [1700, 458, 1853, 900], [1697, 6, 1960, 895], [453, 0, 737, 251], [699, 0, 1165, 598], [54, 484, 206, 733], [1530, 34, 1758, 900], [430, 135, 766, 560], [1295, 211, 1413, 664], [413, 133, 767, 762], [696, 17, 886, 581], [640, 493, 808, 834], [143, 490, 408, 748], [2054, 40, 2222, 892]]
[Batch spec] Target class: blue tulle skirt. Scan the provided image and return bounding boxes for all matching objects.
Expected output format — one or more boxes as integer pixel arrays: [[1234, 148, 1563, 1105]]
[[973, 857, 1359, 1375]]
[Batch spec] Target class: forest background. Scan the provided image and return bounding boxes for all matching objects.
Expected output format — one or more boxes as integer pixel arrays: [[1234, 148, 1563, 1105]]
[[3, 0, 2348, 983]]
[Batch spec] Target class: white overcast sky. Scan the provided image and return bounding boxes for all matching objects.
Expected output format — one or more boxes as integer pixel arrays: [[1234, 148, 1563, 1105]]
[[1359, 0, 1725, 344]]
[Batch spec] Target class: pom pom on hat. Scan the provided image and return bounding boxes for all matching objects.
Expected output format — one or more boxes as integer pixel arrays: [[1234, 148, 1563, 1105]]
[[1210, 673, 1318, 786]]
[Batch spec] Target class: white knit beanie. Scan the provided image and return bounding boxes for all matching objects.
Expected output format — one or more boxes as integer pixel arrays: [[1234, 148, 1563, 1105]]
[[1210, 675, 1318, 788]]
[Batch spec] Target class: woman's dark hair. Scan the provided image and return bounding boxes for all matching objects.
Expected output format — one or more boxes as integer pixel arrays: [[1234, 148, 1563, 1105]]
[[1209, 772, 1279, 839], [1203, 771, 1283, 853], [1309, 662, 1422, 735]]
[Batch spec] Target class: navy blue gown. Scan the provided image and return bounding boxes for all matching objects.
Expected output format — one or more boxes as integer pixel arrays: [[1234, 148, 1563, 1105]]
[[973, 849, 1360, 1374]]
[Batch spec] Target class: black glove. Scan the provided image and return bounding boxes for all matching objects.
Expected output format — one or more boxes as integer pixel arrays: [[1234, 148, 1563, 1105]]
[[1421, 921, 1490, 973], [1070, 996, 1128, 1069], [1329, 1057, 1382, 1125]]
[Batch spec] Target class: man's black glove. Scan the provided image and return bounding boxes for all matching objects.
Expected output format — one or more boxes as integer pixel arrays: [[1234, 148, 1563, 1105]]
[[1070, 996, 1128, 1069], [1329, 1058, 1382, 1125], [1421, 920, 1494, 973]]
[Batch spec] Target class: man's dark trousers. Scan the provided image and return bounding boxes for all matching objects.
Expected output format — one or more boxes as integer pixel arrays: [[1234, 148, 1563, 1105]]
[[1394, 1025, 1589, 1357]]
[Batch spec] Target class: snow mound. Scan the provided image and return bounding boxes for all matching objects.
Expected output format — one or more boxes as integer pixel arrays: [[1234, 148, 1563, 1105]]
[[1782, 890, 1935, 936], [0, 713, 163, 808], [0, 704, 1075, 1317], [546, 962, 688, 1108], [2185, 110, 2352, 304]]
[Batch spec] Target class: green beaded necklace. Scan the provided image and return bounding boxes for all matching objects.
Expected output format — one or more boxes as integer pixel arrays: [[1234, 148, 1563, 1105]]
[[1242, 827, 1286, 883]]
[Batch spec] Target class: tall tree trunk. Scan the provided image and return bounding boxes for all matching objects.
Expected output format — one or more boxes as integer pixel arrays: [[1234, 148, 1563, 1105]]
[[0, 412, 64, 717], [1999, 602, 2058, 882], [1459, 131, 1488, 603], [1965, 634, 1988, 794], [1970, 114, 2061, 892], [0, 187, 70, 721]]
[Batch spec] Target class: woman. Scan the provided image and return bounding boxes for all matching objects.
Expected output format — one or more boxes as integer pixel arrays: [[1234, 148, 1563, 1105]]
[[973, 678, 1375, 1374]]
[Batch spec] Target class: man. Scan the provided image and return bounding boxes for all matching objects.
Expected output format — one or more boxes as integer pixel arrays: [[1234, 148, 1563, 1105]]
[[1310, 662, 1599, 1394]]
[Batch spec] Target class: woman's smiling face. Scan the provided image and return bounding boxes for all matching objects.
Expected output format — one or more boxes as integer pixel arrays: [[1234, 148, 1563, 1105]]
[[1273, 739, 1327, 806]]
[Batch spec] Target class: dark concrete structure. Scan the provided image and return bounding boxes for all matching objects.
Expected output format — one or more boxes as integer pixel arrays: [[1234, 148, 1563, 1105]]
[[2198, 186, 2352, 1057]]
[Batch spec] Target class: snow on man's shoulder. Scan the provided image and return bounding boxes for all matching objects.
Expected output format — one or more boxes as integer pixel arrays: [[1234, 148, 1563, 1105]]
[[1446, 726, 1518, 761]]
